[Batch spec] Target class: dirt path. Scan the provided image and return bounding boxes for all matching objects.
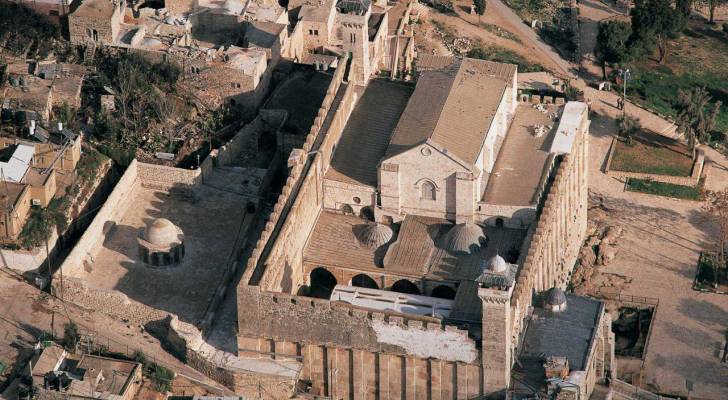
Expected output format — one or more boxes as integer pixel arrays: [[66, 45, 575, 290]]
[[418, 0, 574, 76]]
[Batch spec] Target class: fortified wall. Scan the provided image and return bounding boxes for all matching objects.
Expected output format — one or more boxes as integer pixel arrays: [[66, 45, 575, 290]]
[[244, 62, 350, 291], [509, 113, 589, 352], [237, 286, 484, 398], [237, 66, 487, 397]]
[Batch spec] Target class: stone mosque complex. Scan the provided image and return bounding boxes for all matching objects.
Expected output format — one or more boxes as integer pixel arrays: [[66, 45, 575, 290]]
[[236, 56, 615, 399]]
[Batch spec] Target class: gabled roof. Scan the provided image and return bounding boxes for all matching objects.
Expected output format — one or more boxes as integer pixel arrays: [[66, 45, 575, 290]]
[[385, 58, 515, 166]]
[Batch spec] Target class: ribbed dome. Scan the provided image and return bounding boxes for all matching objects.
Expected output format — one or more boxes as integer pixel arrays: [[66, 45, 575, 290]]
[[354, 223, 393, 249], [145, 218, 182, 246], [442, 222, 485, 254], [545, 287, 567, 308], [487, 254, 507, 273]]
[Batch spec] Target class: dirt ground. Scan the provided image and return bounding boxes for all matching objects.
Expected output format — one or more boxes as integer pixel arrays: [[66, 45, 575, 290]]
[[578, 110, 728, 399], [75, 182, 248, 324], [414, 0, 573, 75], [0, 270, 232, 398]]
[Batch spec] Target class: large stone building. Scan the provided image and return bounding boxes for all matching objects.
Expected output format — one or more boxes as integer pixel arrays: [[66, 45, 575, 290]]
[[236, 57, 614, 399]]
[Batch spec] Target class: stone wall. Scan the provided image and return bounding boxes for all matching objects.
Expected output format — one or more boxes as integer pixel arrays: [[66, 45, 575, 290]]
[[59, 276, 168, 325], [605, 138, 705, 187], [237, 286, 484, 398], [242, 61, 350, 290], [510, 112, 589, 355], [136, 162, 202, 190], [57, 160, 139, 277]]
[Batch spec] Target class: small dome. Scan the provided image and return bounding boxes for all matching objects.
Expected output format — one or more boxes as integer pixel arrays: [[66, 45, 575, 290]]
[[442, 222, 486, 254], [145, 218, 182, 246], [223, 0, 244, 14], [545, 287, 567, 309], [354, 223, 393, 249], [487, 254, 507, 273]]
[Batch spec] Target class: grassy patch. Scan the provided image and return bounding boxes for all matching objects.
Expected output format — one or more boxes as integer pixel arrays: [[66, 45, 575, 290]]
[[479, 23, 522, 44], [627, 21, 728, 132], [610, 138, 693, 176], [625, 177, 704, 200]]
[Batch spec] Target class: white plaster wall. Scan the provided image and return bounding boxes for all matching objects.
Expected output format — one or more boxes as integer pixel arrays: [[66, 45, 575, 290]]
[[371, 320, 478, 363]]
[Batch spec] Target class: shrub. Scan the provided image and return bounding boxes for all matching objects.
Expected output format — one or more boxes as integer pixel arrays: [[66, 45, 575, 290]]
[[723, 22, 728, 34], [62, 322, 80, 350], [151, 364, 174, 393]]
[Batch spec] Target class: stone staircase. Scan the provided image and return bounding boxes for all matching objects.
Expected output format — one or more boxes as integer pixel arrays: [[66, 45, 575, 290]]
[[84, 43, 97, 65]]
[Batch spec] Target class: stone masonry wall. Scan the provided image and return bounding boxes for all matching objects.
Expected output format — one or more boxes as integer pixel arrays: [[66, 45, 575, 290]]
[[136, 162, 202, 190], [237, 286, 484, 398], [510, 113, 589, 354], [57, 159, 139, 277], [242, 61, 350, 290]]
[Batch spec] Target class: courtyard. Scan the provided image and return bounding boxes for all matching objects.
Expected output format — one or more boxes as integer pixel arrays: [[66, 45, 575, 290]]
[[585, 112, 728, 399], [78, 182, 248, 324]]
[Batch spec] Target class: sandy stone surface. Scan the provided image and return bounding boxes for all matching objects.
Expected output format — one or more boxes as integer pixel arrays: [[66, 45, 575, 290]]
[[75, 183, 247, 324], [0, 270, 232, 397], [586, 111, 728, 399]]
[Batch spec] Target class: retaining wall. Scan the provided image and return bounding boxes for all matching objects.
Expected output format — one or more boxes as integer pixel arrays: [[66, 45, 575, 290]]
[[605, 138, 705, 186], [57, 160, 139, 277]]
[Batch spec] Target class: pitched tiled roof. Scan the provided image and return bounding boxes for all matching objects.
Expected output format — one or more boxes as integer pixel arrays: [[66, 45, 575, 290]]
[[326, 79, 413, 188], [385, 58, 515, 166]]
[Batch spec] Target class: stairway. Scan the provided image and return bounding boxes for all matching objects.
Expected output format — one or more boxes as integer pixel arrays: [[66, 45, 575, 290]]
[[84, 43, 97, 65]]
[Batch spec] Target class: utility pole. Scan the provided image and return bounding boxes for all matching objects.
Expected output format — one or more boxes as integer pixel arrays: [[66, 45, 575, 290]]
[[618, 68, 631, 115]]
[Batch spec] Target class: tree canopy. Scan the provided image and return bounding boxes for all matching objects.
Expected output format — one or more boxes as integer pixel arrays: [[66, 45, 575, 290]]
[[473, 0, 486, 20], [675, 86, 722, 157], [630, 0, 685, 63], [595, 20, 632, 78]]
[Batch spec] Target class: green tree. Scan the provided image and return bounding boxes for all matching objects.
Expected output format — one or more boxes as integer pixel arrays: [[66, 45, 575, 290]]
[[630, 0, 685, 63], [675, 86, 721, 158], [703, 189, 728, 273], [18, 208, 53, 249], [595, 20, 632, 79], [62, 322, 80, 350], [617, 114, 640, 145], [473, 0, 486, 23]]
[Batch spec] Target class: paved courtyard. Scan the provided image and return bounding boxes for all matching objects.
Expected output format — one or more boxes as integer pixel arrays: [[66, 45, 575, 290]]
[[79, 183, 247, 324], [587, 112, 728, 399]]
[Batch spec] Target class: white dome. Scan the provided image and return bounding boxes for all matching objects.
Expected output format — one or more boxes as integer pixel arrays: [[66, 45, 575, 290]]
[[145, 218, 182, 246], [487, 254, 507, 273], [442, 222, 485, 254], [354, 223, 393, 249], [223, 0, 245, 14]]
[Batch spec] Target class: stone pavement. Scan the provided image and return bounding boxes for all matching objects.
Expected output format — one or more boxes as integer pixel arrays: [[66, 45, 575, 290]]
[[587, 112, 728, 400]]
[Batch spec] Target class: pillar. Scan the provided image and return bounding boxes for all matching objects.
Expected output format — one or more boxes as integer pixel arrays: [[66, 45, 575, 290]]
[[479, 286, 513, 399]]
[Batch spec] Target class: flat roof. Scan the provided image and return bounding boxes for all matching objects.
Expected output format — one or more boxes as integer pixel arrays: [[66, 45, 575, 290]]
[[0, 143, 34, 183], [482, 104, 562, 206], [331, 284, 454, 318], [325, 79, 413, 188], [520, 294, 602, 371], [550, 102, 587, 155]]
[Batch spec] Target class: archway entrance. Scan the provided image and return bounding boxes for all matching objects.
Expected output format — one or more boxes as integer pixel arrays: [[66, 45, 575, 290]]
[[431, 285, 456, 300], [309, 267, 337, 299], [350, 274, 379, 289], [391, 279, 420, 295]]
